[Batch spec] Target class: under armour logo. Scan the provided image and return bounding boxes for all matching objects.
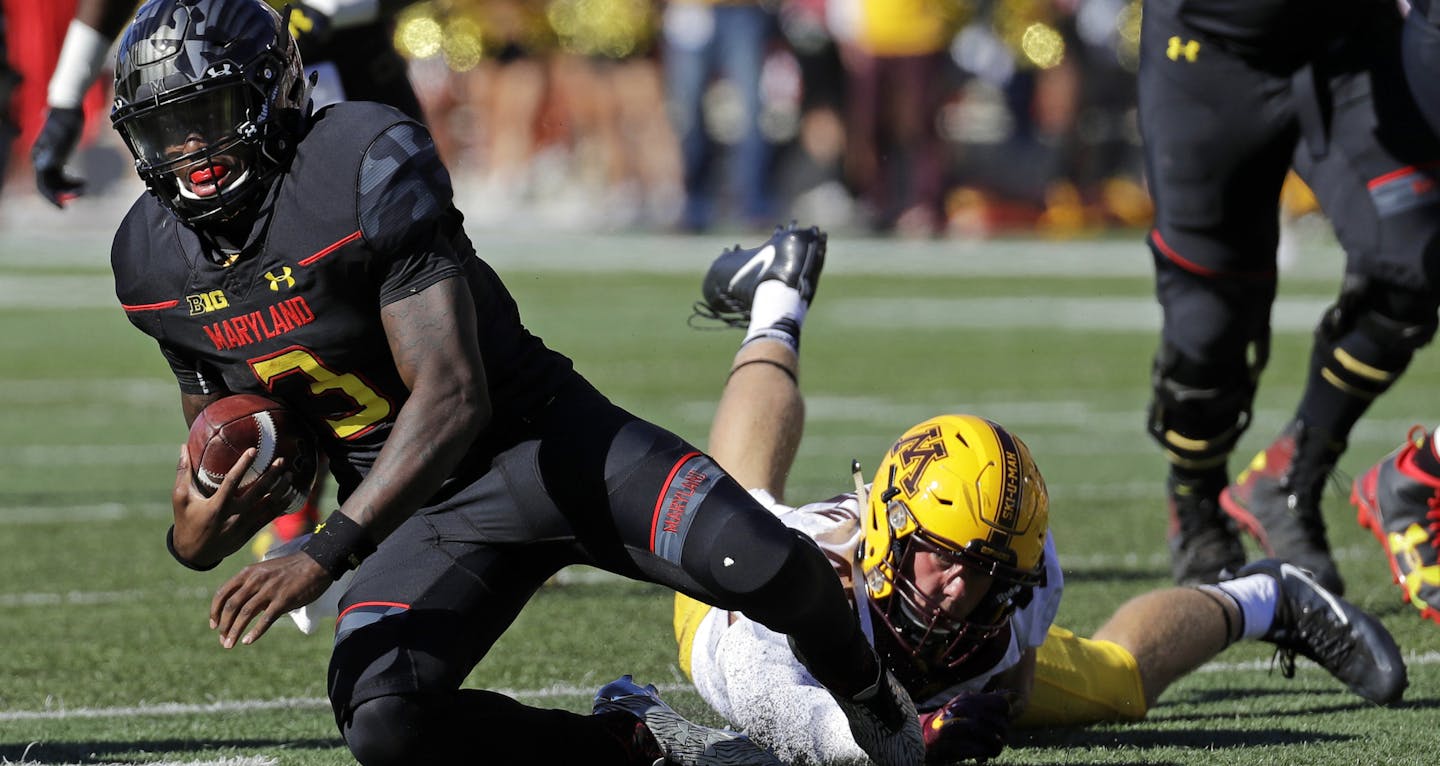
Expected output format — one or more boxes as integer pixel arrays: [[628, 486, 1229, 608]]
[[1167, 36, 1200, 62], [264, 267, 296, 291], [205, 63, 234, 77]]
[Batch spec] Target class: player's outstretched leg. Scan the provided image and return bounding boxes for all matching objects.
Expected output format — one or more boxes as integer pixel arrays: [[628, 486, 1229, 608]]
[[594, 675, 783, 766], [691, 222, 826, 329], [1238, 559, 1407, 705], [1351, 426, 1440, 625], [1220, 420, 1344, 594]]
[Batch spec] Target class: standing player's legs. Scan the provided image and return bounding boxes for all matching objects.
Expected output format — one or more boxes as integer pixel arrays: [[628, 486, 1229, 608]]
[[1138, 7, 1295, 586], [1225, 6, 1440, 596]]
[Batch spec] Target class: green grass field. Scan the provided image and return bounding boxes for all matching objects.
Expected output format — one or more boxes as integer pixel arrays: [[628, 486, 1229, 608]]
[[2, 219, 1438, 765]]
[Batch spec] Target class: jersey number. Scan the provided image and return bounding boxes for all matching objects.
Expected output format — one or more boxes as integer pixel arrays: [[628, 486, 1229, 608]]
[[251, 347, 392, 439]]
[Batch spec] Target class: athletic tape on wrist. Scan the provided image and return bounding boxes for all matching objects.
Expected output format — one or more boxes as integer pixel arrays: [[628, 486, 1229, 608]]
[[48, 21, 111, 109], [165, 525, 221, 572], [301, 511, 377, 579]]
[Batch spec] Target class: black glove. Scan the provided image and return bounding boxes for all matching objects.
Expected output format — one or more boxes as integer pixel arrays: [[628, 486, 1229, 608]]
[[287, 2, 334, 48], [31, 107, 86, 208], [919, 690, 1015, 764]]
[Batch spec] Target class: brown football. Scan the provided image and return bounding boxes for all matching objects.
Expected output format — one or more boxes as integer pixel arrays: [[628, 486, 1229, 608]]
[[185, 394, 319, 514]]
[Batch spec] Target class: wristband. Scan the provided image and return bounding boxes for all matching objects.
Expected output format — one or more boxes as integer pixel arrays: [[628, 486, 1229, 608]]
[[300, 511, 376, 579], [48, 20, 111, 109], [166, 525, 220, 572]]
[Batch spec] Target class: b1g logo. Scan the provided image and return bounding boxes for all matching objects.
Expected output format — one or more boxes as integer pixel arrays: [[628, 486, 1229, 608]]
[[186, 290, 229, 315]]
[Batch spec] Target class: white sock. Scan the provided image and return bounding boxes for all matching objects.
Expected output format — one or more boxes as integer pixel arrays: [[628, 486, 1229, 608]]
[[743, 281, 807, 350], [1203, 574, 1279, 640]]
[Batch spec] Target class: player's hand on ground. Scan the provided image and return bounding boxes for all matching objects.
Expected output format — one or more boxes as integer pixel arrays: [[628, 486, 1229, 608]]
[[31, 107, 87, 207], [171, 446, 296, 566], [211, 552, 331, 648], [919, 689, 1016, 763]]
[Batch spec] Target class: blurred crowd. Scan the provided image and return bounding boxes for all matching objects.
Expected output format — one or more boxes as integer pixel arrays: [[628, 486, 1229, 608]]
[[3, 0, 1157, 237]]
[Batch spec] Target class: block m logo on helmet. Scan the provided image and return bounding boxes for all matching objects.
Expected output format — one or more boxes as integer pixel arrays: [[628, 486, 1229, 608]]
[[891, 425, 947, 498]]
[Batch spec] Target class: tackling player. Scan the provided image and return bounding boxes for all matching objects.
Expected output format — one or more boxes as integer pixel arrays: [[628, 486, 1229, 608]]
[[104, 2, 925, 765], [32, 0, 424, 208], [674, 225, 1408, 763], [1138, 0, 1440, 594], [1341, 0, 1440, 629]]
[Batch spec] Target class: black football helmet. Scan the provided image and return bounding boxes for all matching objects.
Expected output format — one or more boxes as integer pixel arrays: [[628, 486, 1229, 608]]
[[111, 0, 309, 224]]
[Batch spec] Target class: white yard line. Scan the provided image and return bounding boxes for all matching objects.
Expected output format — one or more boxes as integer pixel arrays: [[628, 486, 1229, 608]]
[[6, 651, 1439, 723]]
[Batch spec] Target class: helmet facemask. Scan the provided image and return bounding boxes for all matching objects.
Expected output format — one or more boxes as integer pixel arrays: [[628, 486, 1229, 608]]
[[860, 415, 1050, 671], [111, 0, 310, 226]]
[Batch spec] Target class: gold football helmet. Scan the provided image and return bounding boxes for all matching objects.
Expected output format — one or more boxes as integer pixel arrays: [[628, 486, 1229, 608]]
[[860, 414, 1049, 668]]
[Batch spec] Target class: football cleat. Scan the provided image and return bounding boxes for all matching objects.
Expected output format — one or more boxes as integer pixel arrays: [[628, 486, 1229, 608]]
[[1219, 420, 1344, 594], [593, 675, 782, 766], [691, 222, 826, 328], [827, 667, 925, 766], [1167, 478, 1246, 585], [1350, 426, 1440, 625], [1239, 559, 1407, 705]]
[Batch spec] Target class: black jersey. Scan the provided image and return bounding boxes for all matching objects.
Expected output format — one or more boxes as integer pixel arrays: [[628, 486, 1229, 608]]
[[112, 101, 576, 499], [1151, 0, 1393, 65]]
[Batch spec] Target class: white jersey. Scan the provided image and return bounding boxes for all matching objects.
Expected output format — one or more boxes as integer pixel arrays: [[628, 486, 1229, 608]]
[[686, 488, 1064, 764]]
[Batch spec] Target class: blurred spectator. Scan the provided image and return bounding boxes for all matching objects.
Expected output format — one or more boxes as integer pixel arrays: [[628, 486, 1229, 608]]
[[833, 0, 963, 237], [544, 0, 679, 228], [661, 0, 779, 232], [0, 3, 19, 194], [942, 0, 1148, 237], [772, 0, 856, 229]]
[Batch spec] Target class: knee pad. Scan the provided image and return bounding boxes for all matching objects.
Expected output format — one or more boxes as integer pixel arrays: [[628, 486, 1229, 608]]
[[1313, 279, 1439, 398], [1147, 340, 1267, 470], [344, 695, 431, 766]]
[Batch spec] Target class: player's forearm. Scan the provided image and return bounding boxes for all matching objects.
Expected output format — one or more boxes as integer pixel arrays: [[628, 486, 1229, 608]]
[[337, 379, 488, 541], [336, 277, 490, 542]]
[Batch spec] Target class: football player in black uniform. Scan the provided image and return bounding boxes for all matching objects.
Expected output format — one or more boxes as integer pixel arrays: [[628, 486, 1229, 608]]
[[33, 0, 424, 208], [1140, 0, 1440, 593], [1343, 0, 1440, 627], [105, 2, 924, 765]]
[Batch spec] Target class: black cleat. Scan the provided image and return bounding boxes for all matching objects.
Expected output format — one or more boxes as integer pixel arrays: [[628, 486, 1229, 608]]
[[828, 667, 925, 766], [593, 675, 782, 766], [1167, 478, 1246, 585], [1240, 559, 1407, 706], [1220, 420, 1344, 594], [692, 222, 826, 328]]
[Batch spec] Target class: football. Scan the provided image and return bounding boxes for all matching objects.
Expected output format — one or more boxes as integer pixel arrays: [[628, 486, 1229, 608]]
[[186, 394, 320, 514]]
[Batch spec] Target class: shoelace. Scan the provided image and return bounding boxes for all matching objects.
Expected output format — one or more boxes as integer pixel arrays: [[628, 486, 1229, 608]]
[[687, 301, 747, 330], [1270, 602, 1354, 680]]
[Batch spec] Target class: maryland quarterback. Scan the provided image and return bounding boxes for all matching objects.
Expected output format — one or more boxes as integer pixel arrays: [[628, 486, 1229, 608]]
[[104, 3, 928, 765]]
